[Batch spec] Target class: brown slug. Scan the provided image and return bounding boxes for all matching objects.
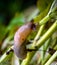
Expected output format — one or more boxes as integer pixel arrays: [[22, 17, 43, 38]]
[[13, 21, 36, 60]]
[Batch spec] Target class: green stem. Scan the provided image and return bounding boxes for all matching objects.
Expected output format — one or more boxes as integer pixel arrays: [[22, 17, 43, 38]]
[[0, 46, 13, 63], [51, 38, 57, 48], [42, 54, 51, 65], [1, 34, 14, 50], [35, 20, 57, 49], [39, 14, 50, 25], [39, 0, 57, 25], [42, 42, 57, 65], [44, 38, 51, 51], [45, 51, 57, 65], [21, 52, 35, 65], [41, 38, 51, 65], [34, 3, 51, 22], [41, 45, 45, 65], [33, 25, 45, 46]]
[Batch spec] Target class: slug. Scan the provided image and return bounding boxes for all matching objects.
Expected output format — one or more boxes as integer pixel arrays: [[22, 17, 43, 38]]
[[13, 21, 36, 59]]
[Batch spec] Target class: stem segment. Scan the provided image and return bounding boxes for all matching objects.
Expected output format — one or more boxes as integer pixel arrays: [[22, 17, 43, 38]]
[[45, 51, 57, 65]]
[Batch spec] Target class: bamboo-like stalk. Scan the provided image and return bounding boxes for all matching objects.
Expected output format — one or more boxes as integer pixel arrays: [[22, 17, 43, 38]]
[[35, 20, 57, 49], [42, 41, 57, 65], [39, 0, 57, 25], [39, 14, 50, 25], [42, 54, 51, 65], [45, 51, 57, 65], [32, 25, 45, 46], [37, 35, 51, 65], [41, 38, 51, 65], [0, 46, 13, 63]]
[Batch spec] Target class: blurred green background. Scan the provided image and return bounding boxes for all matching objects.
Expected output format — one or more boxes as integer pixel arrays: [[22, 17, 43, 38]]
[[0, 0, 36, 25]]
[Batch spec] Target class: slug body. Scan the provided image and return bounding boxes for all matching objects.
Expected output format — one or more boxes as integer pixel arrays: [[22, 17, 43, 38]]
[[14, 22, 35, 59]]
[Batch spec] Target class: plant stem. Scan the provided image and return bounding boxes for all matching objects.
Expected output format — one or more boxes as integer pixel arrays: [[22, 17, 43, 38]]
[[1, 35, 13, 50], [21, 52, 35, 65], [41, 45, 45, 65], [45, 51, 57, 65], [42, 42, 57, 65], [35, 20, 57, 49], [33, 25, 45, 46], [39, 14, 50, 25], [48, 0, 57, 15], [34, 3, 51, 22], [42, 54, 51, 65], [41, 38, 51, 65], [0, 46, 13, 63], [51, 37, 57, 48], [44, 38, 51, 51], [39, 0, 57, 25]]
